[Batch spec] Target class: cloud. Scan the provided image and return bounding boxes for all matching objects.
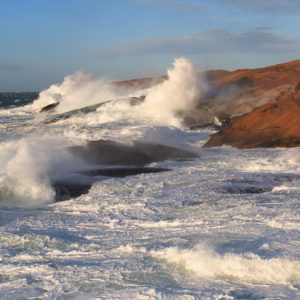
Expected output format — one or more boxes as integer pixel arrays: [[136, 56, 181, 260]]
[[94, 29, 300, 59], [215, 0, 300, 13], [132, 0, 204, 11]]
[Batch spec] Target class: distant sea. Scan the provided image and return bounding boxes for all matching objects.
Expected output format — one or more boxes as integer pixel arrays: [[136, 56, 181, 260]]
[[0, 92, 39, 109]]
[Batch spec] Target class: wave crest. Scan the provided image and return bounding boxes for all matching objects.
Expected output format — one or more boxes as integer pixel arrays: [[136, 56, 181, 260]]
[[152, 244, 300, 285]]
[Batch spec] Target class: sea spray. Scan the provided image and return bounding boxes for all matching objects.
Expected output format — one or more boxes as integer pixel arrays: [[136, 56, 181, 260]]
[[68, 57, 210, 128], [0, 137, 82, 207], [31, 71, 144, 114], [141, 57, 208, 124], [152, 244, 300, 285]]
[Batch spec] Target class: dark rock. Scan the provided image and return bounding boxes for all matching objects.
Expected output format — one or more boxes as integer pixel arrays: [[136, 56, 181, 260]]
[[182, 200, 203, 206], [221, 186, 272, 194], [51, 139, 197, 202], [132, 141, 198, 162], [53, 167, 171, 202], [43, 101, 111, 123], [129, 95, 145, 106], [80, 167, 170, 177], [40, 102, 59, 113], [53, 181, 92, 202], [69, 140, 198, 166]]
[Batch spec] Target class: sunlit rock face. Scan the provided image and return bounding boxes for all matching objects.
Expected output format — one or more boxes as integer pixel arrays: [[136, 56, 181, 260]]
[[204, 60, 300, 148]]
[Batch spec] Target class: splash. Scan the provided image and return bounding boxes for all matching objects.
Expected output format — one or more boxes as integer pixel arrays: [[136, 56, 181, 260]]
[[30, 58, 210, 127], [31, 71, 140, 114], [0, 138, 80, 207], [141, 57, 208, 124], [72, 57, 209, 127], [152, 244, 300, 285]]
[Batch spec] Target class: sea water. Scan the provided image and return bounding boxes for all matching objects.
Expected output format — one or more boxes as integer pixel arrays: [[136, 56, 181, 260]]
[[0, 59, 299, 299]]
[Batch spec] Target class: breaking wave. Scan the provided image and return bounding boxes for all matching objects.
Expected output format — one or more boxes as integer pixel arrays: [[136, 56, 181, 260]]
[[62, 57, 210, 127], [152, 244, 300, 285], [0, 137, 80, 207], [30, 71, 143, 114], [141, 57, 208, 124]]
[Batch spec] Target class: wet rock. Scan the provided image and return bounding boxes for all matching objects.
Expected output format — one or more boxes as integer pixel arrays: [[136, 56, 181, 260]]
[[80, 167, 170, 177], [219, 173, 300, 195], [128, 95, 145, 106], [43, 101, 110, 124], [40, 102, 59, 112], [69, 140, 198, 166], [221, 186, 272, 194], [182, 200, 204, 206], [52, 139, 197, 202], [53, 181, 92, 202], [53, 167, 171, 202]]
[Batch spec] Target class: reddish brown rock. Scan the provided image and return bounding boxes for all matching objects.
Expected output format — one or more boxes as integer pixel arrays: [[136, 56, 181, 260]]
[[206, 59, 300, 116], [211, 59, 300, 93], [204, 91, 300, 148], [204, 59, 300, 148], [113, 76, 167, 89]]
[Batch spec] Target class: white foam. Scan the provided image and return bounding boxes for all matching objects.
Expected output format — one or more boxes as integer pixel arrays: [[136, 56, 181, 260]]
[[30, 71, 142, 113], [272, 185, 298, 192], [63, 57, 208, 128], [238, 148, 300, 173], [152, 244, 300, 285], [114, 244, 147, 255], [141, 57, 208, 126], [0, 137, 81, 207]]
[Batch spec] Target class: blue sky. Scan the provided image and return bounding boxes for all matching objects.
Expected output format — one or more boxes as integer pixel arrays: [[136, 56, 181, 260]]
[[1, 0, 300, 91]]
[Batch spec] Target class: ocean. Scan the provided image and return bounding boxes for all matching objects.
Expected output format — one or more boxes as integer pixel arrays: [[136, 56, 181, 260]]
[[0, 58, 299, 299]]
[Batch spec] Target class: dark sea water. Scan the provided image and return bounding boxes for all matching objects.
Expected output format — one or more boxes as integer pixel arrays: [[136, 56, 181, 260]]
[[0, 92, 39, 109]]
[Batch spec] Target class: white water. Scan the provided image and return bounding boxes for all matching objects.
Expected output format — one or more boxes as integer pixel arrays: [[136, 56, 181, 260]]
[[152, 244, 300, 285], [140, 57, 208, 126], [31, 71, 145, 114], [0, 58, 299, 299]]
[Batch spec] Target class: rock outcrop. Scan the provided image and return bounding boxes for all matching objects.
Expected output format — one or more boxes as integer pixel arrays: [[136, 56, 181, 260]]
[[113, 76, 167, 89], [40, 102, 59, 113], [69, 140, 198, 166], [53, 167, 169, 202], [53, 140, 198, 202], [204, 59, 300, 148], [204, 96, 300, 148]]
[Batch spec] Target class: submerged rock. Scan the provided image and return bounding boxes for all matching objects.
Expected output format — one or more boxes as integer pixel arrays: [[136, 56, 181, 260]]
[[221, 186, 272, 194]]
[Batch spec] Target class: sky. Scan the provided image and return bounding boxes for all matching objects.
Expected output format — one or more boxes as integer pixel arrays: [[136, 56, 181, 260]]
[[1, 0, 300, 91]]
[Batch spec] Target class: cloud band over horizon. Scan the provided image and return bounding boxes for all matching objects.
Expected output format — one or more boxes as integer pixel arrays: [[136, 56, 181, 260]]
[[216, 0, 300, 13], [94, 29, 300, 59]]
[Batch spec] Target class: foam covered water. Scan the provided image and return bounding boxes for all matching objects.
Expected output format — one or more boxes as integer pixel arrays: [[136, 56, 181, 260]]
[[152, 244, 300, 285], [0, 58, 299, 299]]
